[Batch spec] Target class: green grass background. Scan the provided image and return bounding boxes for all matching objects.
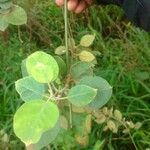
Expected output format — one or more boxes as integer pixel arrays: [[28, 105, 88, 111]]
[[0, 1, 150, 149]]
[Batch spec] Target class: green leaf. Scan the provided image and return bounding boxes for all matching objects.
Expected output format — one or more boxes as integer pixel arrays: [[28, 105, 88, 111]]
[[80, 34, 95, 47], [68, 85, 97, 106], [55, 46, 66, 55], [13, 100, 59, 145], [70, 61, 93, 81], [5, 5, 27, 25], [79, 50, 95, 62], [26, 51, 59, 83], [15, 76, 46, 102], [79, 76, 112, 109], [0, 14, 8, 31], [31, 120, 60, 150], [0, 1, 12, 10], [21, 59, 29, 77], [53, 56, 67, 76], [72, 113, 87, 135]]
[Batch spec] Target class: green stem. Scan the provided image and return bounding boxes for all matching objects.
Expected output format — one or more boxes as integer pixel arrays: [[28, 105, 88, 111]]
[[64, 0, 69, 69], [64, 0, 73, 129]]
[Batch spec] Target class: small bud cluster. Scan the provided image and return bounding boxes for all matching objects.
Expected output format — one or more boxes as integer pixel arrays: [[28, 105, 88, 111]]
[[93, 107, 142, 134]]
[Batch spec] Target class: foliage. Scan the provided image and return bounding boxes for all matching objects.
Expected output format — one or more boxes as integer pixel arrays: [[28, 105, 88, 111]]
[[0, 0, 149, 150], [13, 37, 113, 148], [93, 107, 142, 133], [0, 2, 113, 148]]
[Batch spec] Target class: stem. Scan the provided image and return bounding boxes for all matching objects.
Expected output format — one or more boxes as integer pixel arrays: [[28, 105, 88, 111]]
[[55, 97, 68, 100], [111, 116, 138, 150], [64, 0, 69, 69]]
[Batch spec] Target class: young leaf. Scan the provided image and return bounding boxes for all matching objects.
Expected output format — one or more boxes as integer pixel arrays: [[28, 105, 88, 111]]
[[134, 122, 142, 129], [107, 120, 118, 133], [26, 51, 59, 83], [85, 114, 92, 134], [55, 46, 66, 55], [0, 1, 12, 10], [79, 76, 112, 109], [31, 120, 60, 150], [13, 100, 59, 145], [126, 121, 135, 129], [5, 5, 27, 25], [75, 135, 89, 146], [102, 107, 108, 115], [79, 50, 95, 62], [95, 114, 106, 124], [68, 85, 97, 106], [122, 128, 130, 134], [80, 34, 95, 47], [15, 76, 46, 102], [70, 61, 93, 81], [114, 110, 122, 121]]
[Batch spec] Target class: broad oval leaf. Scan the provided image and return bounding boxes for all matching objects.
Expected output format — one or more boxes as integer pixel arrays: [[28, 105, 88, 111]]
[[68, 85, 97, 106], [13, 100, 59, 145], [26, 51, 59, 83], [70, 61, 93, 81], [15, 76, 46, 102], [5, 5, 27, 25], [80, 34, 95, 47], [79, 76, 112, 109], [31, 120, 60, 150], [79, 50, 95, 62]]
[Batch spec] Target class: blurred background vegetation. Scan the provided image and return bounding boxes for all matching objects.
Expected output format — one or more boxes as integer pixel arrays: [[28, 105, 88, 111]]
[[0, 0, 150, 149]]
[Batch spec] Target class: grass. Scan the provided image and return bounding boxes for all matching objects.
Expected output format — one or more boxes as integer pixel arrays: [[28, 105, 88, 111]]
[[0, 1, 150, 149]]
